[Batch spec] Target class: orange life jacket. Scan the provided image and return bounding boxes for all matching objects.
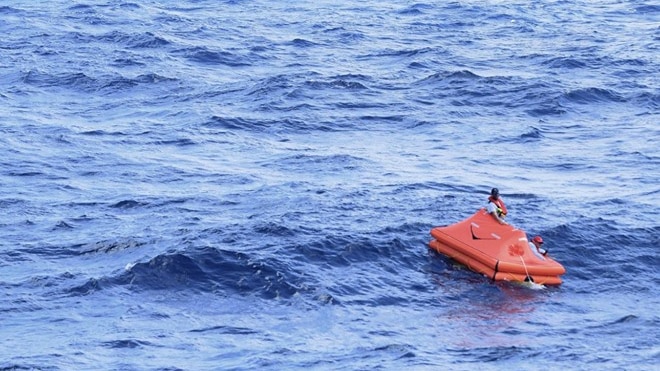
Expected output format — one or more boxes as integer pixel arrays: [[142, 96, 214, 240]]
[[488, 196, 508, 217]]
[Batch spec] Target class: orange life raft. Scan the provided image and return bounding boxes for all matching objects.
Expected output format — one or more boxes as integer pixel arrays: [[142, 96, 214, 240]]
[[429, 209, 566, 285]]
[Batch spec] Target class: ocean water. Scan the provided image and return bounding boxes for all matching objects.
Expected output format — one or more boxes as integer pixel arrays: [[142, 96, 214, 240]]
[[1, 0, 658, 370]]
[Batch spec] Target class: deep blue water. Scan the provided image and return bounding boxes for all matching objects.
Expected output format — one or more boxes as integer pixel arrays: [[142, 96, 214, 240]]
[[1, 0, 659, 370]]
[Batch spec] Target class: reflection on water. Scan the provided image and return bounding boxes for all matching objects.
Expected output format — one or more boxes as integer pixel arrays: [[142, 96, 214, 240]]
[[432, 269, 551, 350]]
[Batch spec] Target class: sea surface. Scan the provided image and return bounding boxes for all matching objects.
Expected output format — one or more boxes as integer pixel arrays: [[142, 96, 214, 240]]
[[1, 0, 658, 370]]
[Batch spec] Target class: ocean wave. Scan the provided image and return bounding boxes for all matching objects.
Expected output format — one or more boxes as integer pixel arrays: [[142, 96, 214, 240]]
[[562, 87, 626, 104], [635, 5, 660, 14], [398, 4, 434, 15], [288, 38, 320, 48], [97, 30, 170, 49], [246, 73, 299, 98], [518, 127, 544, 141], [110, 200, 147, 209], [0, 6, 22, 15], [178, 46, 253, 66], [633, 91, 659, 110], [305, 78, 369, 90], [102, 339, 153, 349], [546, 219, 658, 290], [543, 56, 588, 69], [418, 70, 481, 84], [79, 238, 147, 255], [203, 114, 347, 133], [110, 248, 307, 300], [18, 69, 177, 94]]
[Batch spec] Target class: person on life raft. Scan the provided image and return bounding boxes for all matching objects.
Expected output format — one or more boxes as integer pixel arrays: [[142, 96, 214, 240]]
[[530, 235, 548, 256], [487, 187, 508, 225]]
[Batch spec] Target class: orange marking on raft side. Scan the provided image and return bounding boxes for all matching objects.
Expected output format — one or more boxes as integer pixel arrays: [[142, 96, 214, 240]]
[[428, 209, 566, 285]]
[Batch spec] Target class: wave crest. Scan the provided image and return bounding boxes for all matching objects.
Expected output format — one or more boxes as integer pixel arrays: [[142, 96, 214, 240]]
[[112, 248, 306, 299]]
